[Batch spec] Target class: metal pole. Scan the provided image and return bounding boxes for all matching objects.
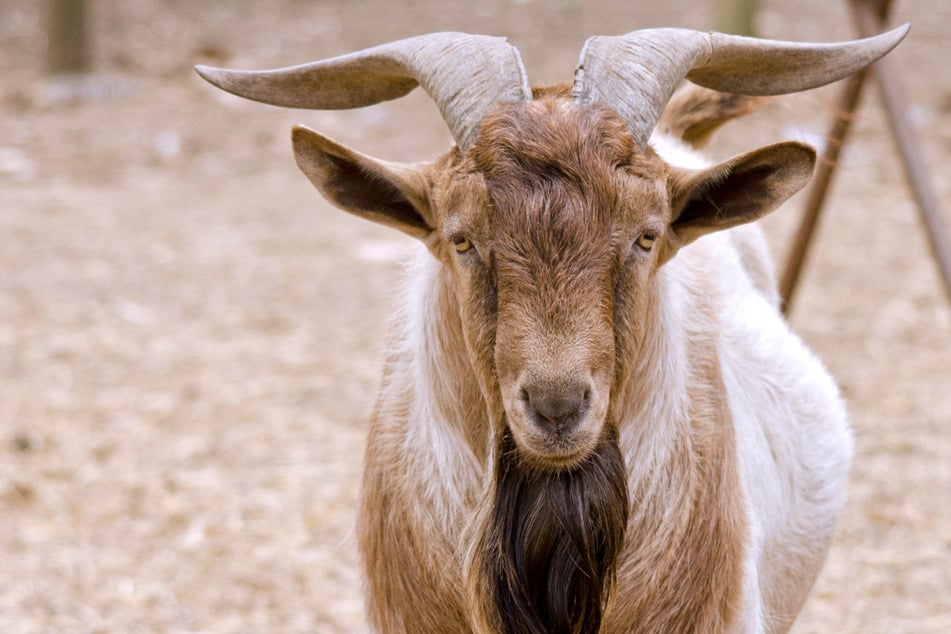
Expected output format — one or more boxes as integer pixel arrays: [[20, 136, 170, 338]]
[[850, 0, 951, 303]]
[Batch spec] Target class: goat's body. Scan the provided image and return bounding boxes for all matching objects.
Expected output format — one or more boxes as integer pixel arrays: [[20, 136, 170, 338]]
[[358, 135, 851, 633]]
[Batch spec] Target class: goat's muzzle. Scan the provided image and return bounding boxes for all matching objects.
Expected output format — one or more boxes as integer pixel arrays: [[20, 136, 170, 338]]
[[521, 378, 590, 434], [505, 369, 609, 470]]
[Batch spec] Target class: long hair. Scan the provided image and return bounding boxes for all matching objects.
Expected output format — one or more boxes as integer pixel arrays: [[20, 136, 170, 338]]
[[477, 426, 629, 634]]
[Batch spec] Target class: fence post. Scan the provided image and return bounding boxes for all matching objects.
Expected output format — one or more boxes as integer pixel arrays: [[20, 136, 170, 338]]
[[715, 0, 759, 35], [46, 0, 90, 75]]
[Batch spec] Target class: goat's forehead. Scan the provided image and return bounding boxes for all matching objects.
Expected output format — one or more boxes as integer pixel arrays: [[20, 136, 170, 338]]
[[470, 98, 641, 178], [435, 98, 670, 262], [455, 109, 664, 230]]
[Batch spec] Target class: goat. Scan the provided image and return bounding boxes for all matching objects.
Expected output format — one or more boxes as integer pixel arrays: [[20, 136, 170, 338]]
[[197, 25, 908, 633]]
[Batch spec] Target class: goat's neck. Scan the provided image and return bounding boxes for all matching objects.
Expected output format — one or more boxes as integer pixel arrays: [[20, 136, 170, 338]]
[[608, 260, 749, 630], [614, 264, 699, 470]]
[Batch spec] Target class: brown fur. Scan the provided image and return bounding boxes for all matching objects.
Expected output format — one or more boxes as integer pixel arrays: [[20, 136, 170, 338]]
[[461, 100, 648, 633], [658, 86, 767, 149]]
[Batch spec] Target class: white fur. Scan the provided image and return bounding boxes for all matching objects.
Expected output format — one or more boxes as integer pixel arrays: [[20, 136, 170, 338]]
[[392, 252, 482, 536]]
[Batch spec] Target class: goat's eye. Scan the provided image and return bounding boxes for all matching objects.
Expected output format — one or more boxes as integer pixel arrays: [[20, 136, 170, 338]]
[[635, 232, 657, 252], [452, 236, 473, 253]]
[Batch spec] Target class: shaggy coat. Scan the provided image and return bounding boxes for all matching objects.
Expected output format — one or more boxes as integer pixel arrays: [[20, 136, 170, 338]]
[[320, 89, 851, 633]]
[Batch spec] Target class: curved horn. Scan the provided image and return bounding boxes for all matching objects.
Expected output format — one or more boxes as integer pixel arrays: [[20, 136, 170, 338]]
[[196, 32, 532, 150], [572, 24, 910, 149]]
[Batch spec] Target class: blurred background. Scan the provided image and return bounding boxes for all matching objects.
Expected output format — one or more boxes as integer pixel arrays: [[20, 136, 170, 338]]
[[1, 1, 949, 632]]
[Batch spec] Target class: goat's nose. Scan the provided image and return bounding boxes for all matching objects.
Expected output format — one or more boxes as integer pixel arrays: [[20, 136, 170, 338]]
[[522, 381, 590, 433]]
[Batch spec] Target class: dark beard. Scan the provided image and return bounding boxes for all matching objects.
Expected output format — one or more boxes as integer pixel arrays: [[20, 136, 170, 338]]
[[480, 427, 629, 634]]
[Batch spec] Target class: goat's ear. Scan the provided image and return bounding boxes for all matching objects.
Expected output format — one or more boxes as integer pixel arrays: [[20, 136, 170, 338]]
[[292, 125, 434, 240], [665, 141, 815, 254]]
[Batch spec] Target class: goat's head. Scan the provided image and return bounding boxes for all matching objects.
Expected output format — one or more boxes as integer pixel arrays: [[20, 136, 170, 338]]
[[197, 25, 907, 633], [196, 27, 906, 470]]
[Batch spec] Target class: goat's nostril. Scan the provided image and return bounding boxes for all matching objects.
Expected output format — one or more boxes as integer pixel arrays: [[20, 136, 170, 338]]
[[524, 382, 590, 432]]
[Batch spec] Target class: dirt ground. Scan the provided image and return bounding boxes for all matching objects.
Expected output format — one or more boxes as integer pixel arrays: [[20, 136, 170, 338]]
[[1, 1, 949, 632]]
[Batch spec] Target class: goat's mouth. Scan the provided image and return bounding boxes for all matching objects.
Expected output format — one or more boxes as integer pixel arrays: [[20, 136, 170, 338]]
[[503, 410, 606, 471], [517, 431, 599, 470], [502, 380, 610, 470]]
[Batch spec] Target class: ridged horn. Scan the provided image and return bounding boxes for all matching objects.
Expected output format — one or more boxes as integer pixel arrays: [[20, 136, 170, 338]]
[[195, 32, 532, 150], [572, 24, 910, 149]]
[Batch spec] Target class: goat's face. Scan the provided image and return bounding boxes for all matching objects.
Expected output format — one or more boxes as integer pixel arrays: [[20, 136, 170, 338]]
[[291, 95, 814, 470], [442, 100, 669, 469]]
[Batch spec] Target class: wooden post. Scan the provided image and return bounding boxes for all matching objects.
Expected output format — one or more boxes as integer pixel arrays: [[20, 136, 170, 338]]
[[779, 70, 869, 309], [46, 0, 90, 75]]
